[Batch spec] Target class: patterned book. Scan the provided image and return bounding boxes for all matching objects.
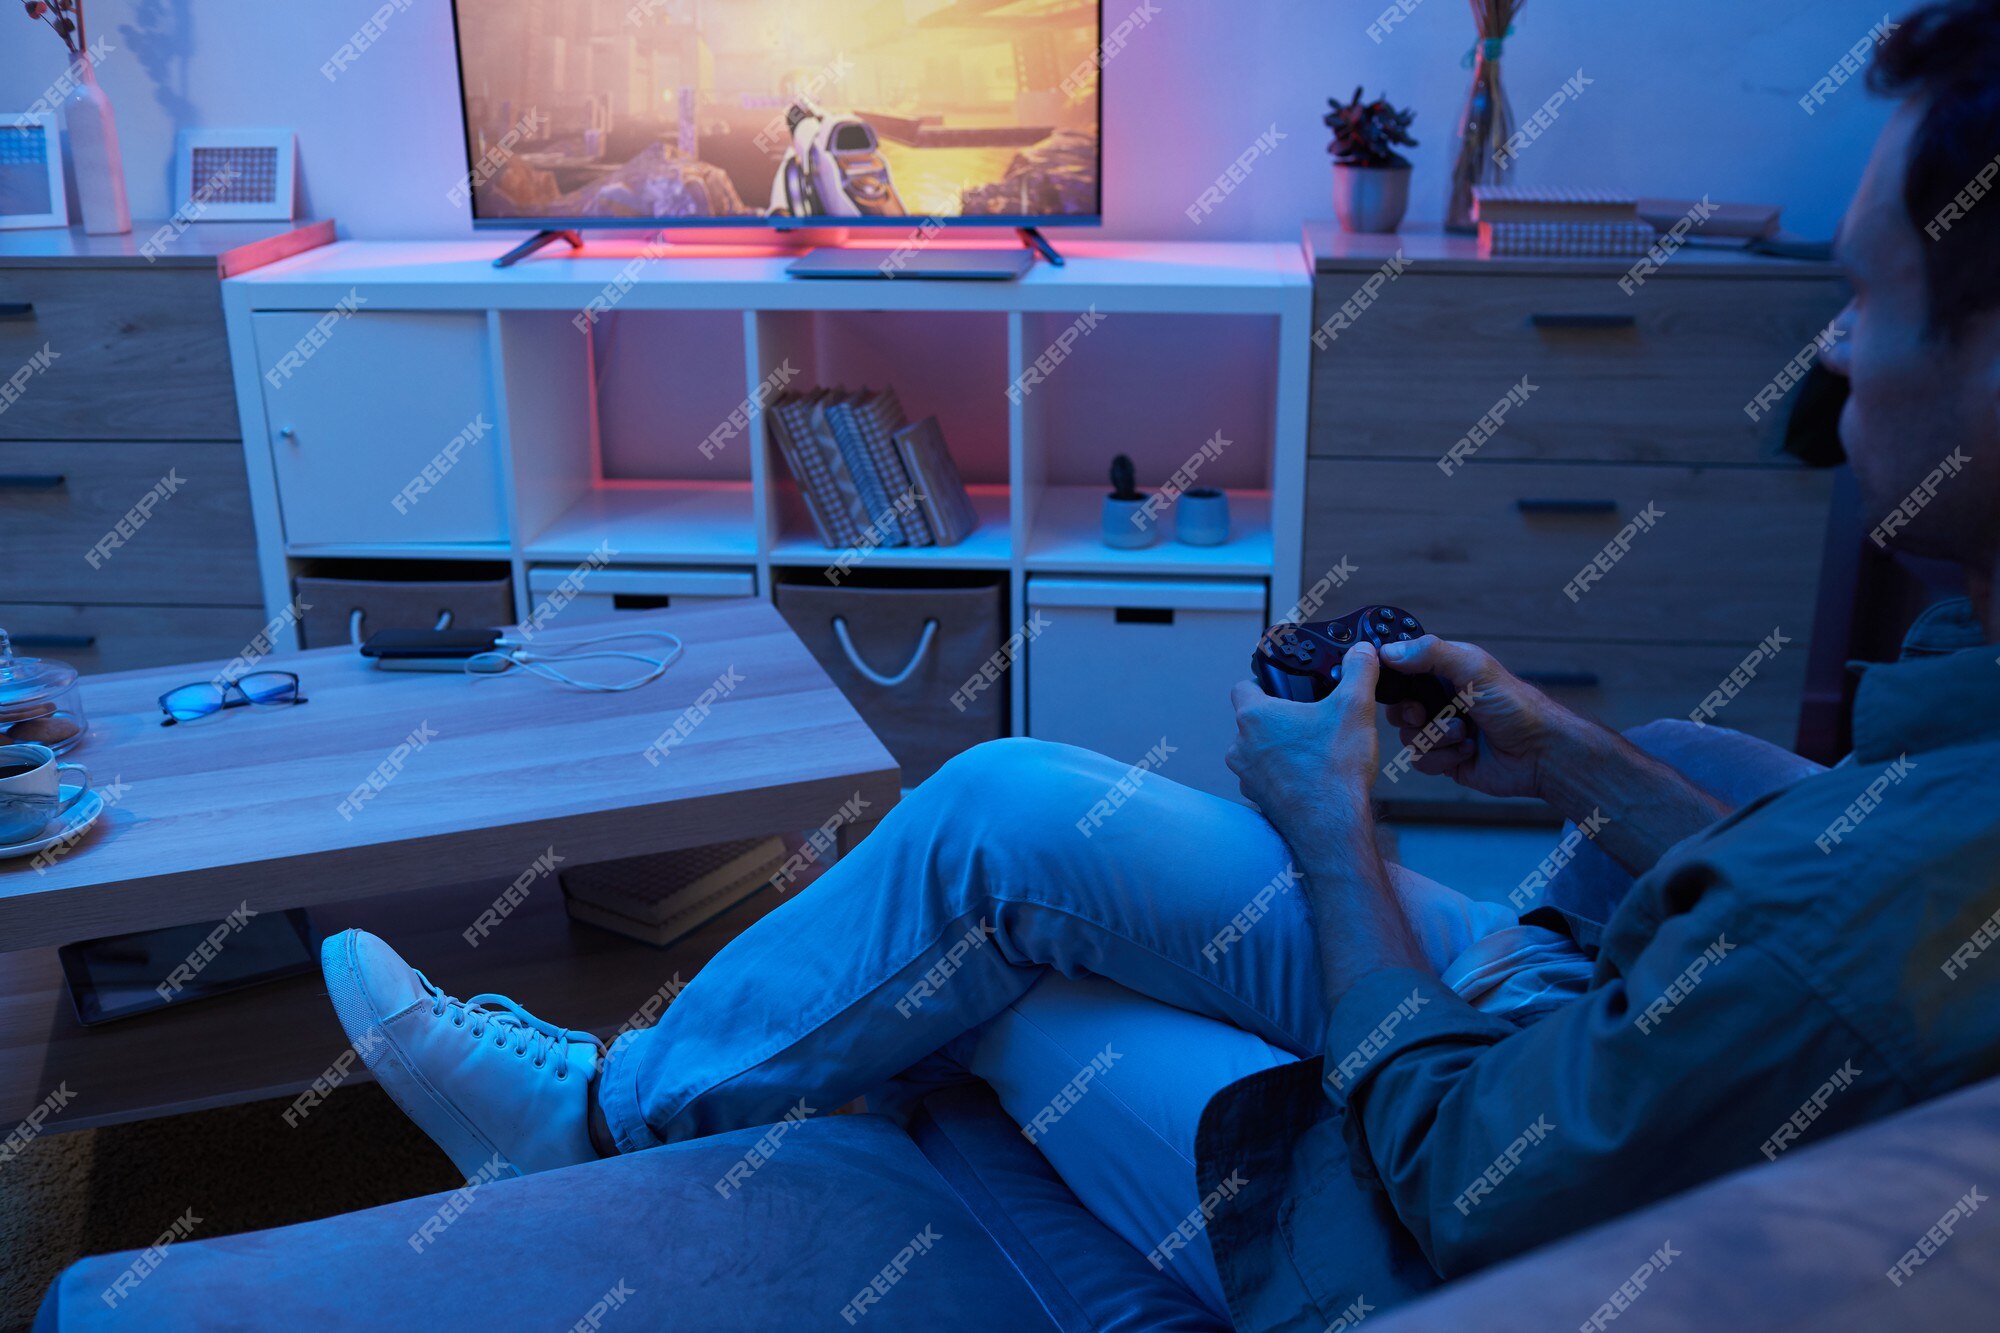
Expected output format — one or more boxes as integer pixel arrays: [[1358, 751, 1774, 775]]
[[775, 392, 858, 547], [856, 388, 933, 547], [1471, 186, 1638, 224], [803, 392, 875, 546], [893, 415, 981, 547], [1479, 220, 1658, 258], [767, 393, 835, 546], [826, 393, 907, 547]]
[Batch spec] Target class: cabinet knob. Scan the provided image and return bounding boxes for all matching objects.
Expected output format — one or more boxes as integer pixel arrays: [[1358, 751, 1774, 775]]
[[278, 425, 298, 442]]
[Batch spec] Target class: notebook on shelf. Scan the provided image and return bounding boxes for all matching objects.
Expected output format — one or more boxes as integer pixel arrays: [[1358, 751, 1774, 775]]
[[802, 391, 874, 545], [825, 392, 909, 547], [1471, 186, 1638, 224], [856, 387, 934, 547], [767, 393, 836, 546], [893, 415, 982, 547]]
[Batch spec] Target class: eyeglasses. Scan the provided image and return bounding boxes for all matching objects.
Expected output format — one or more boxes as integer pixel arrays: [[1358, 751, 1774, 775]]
[[158, 672, 308, 726]]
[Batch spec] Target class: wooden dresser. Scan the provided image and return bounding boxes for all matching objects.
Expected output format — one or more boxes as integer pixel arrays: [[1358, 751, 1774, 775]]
[[1302, 223, 1848, 817], [0, 222, 330, 674]]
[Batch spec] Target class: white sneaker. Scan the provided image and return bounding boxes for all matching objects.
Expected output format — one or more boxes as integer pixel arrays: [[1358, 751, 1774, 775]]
[[320, 928, 603, 1179]]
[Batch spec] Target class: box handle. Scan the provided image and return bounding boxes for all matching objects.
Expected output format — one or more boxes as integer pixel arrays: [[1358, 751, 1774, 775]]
[[0, 302, 34, 321], [831, 616, 938, 688], [0, 473, 65, 489], [347, 608, 454, 645]]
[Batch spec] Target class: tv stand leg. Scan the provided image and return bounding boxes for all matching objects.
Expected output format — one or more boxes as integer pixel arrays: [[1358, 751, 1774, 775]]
[[493, 229, 584, 269], [1017, 226, 1065, 268]]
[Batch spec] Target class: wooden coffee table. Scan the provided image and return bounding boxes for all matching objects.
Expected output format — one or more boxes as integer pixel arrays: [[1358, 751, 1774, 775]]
[[0, 602, 899, 1132]]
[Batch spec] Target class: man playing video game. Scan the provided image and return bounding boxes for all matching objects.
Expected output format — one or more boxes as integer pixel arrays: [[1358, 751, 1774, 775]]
[[318, 3, 2000, 1326]]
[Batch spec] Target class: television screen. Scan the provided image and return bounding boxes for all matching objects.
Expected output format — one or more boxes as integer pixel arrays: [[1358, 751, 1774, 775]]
[[449, 0, 1104, 228]]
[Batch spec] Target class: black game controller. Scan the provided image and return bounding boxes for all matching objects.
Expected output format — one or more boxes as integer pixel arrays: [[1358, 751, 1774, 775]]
[[1252, 604, 1458, 716]]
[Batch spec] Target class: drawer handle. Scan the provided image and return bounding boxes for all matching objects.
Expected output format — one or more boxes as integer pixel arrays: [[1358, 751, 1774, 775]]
[[14, 634, 96, 649], [1516, 498, 1619, 516], [0, 302, 33, 321], [1519, 670, 1600, 689], [1114, 607, 1175, 625], [0, 473, 65, 489], [1529, 312, 1637, 331]]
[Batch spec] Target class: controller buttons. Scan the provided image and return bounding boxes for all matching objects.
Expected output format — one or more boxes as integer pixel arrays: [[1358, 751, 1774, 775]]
[[1332, 625, 1352, 642], [1401, 617, 1420, 631], [1395, 631, 1415, 641], [1373, 607, 1396, 623]]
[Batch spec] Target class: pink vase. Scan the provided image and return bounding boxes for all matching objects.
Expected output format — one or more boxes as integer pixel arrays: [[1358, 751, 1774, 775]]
[[62, 57, 131, 236]]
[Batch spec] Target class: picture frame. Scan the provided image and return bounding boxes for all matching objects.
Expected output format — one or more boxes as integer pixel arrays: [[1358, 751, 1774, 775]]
[[173, 128, 298, 222], [0, 113, 69, 230]]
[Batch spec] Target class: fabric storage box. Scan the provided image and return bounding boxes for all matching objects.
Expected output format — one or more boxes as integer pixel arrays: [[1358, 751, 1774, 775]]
[[1026, 577, 1267, 801], [525, 565, 756, 625], [294, 571, 515, 648], [774, 575, 1005, 785]]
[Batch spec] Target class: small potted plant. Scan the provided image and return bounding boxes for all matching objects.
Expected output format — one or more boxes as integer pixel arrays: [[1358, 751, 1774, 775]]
[[1324, 87, 1418, 234]]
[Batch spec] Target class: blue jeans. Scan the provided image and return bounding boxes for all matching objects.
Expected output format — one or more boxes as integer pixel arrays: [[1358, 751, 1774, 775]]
[[598, 725, 1819, 1316]]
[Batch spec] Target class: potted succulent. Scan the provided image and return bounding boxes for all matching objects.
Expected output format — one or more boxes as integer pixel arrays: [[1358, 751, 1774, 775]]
[[1324, 87, 1418, 234]]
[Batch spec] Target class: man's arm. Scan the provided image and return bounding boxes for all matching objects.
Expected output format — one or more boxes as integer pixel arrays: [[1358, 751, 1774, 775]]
[[1324, 895, 1900, 1278], [1379, 635, 1730, 878], [1227, 643, 1428, 1010]]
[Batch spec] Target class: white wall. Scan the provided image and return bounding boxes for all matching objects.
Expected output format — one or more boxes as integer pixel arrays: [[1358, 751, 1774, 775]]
[[1, 0, 1899, 243]]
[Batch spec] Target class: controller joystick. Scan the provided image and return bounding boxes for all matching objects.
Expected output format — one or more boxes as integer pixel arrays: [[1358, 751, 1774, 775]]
[[1251, 604, 1459, 718]]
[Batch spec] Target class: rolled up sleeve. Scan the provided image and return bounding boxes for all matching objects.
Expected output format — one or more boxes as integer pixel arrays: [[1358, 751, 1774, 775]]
[[1318, 900, 1897, 1279]]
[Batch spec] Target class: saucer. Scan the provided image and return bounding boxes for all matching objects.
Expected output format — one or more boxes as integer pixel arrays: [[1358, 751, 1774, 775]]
[[0, 785, 107, 861]]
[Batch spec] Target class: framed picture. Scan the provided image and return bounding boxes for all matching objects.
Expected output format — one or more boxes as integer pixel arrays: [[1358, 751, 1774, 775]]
[[173, 128, 297, 222], [0, 113, 68, 230]]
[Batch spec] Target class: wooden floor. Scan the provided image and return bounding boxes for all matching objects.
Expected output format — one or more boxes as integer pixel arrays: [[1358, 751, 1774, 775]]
[[0, 865, 801, 1135]]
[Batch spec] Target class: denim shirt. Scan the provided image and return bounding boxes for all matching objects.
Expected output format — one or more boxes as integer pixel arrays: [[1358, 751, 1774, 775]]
[[1198, 600, 2000, 1332]]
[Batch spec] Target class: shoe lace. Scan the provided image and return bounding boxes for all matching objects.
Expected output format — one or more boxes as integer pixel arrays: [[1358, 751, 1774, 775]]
[[418, 972, 605, 1080]]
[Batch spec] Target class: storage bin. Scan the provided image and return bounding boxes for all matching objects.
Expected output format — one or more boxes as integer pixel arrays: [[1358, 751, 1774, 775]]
[[295, 573, 515, 648], [774, 577, 1005, 785], [1026, 577, 1267, 801], [526, 565, 756, 625]]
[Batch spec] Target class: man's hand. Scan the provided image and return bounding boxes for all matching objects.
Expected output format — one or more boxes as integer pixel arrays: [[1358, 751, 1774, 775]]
[[1231, 642, 1429, 1002], [1384, 634, 1731, 877], [1228, 641, 1382, 867], [1379, 635, 1574, 800]]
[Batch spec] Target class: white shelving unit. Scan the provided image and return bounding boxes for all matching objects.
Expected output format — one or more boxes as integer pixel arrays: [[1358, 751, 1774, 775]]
[[221, 238, 1312, 744]]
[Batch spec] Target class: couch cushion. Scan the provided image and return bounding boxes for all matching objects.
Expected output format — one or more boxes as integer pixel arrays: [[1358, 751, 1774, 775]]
[[36, 1114, 1062, 1332], [1369, 1074, 2000, 1331], [911, 1084, 1228, 1332]]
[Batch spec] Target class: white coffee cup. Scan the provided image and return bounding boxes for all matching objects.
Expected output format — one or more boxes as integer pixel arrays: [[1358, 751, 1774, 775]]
[[0, 742, 89, 844]]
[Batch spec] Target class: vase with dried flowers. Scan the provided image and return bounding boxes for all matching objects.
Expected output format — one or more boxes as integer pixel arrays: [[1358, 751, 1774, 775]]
[[1323, 87, 1418, 234], [1445, 0, 1523, 234], [23, 0, 130, 235]]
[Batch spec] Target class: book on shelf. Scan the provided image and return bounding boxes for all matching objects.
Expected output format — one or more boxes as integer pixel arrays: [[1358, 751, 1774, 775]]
[[767, 392, 836, 546], [1478, 219, 1659, 258], [825, 392, 910, 547], [802, 391, 875, 545], [855, 387, 934, 547], [766, 383, 982, 551], [893, 415, 981, 547], [1471, 186, 1638, 224]]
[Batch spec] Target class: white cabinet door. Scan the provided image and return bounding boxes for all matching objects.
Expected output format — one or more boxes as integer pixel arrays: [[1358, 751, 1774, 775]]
[[1026, 577, 1268, 802], [253, 311, 507, 547]]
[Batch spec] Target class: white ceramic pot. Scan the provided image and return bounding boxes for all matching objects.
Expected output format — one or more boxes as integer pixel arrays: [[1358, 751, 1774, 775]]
[[63, 59, 131, 236], [1332, 163, 1411, 235]]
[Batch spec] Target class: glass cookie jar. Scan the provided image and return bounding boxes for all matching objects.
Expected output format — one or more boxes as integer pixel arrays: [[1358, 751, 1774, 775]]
[[0, 629, 89, 755]]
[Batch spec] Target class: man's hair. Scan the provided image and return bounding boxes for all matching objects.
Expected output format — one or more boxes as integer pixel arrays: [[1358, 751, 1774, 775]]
[[1869, 1, 2000, 339]]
